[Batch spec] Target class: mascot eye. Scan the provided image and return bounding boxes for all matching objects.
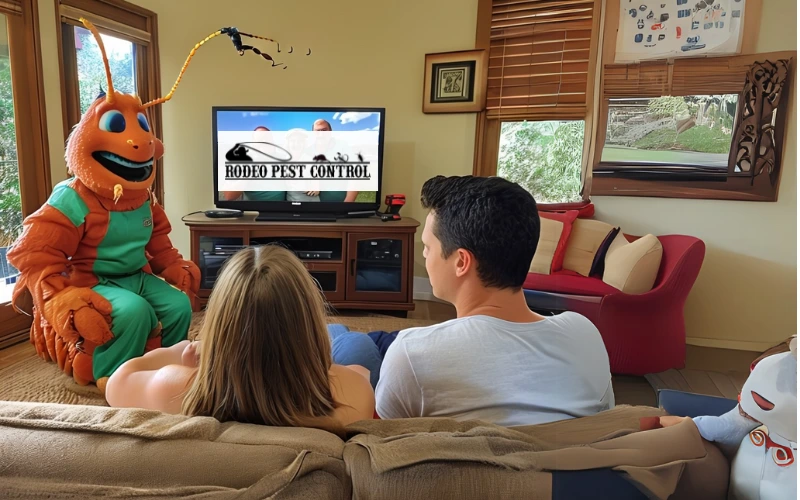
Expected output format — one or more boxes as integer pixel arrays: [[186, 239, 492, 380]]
[[99, 110, 126, 133], [137, 113, 150, 132], [773, 447, 795, 467]]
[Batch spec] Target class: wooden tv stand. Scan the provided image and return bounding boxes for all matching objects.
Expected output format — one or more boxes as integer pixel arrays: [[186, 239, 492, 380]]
[[183, 212, 420, 314]]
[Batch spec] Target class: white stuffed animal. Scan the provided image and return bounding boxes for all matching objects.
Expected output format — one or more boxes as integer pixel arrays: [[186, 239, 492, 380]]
[[693, 336, 797, 500]]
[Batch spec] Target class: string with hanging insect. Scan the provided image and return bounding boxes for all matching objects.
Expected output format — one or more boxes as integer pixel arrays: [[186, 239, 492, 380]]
[[141, 26, 312, 109]]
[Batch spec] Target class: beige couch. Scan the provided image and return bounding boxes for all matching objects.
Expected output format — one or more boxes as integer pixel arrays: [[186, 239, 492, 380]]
[[0, 401, 729, 499]]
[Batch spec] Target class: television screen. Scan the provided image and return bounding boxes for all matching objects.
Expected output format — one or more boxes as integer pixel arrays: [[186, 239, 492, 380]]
[[213, 107, 383, 213]]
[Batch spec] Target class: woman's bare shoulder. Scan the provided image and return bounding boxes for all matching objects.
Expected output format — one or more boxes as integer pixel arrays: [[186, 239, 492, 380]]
[[147, 364, 198, 414], [107, 364, 197, 414], [328, 365, 375, 425]]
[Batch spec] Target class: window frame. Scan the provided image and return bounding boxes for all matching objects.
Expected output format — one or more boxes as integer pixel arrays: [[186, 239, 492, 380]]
[[54, 0, 164, 204], [472, 0, 603, 207], [0, 0, 53, 346], [590, 0, 795, 202]]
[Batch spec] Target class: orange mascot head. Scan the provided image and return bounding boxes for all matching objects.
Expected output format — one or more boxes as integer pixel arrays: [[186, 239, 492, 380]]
[[66, 92, 164, 202]]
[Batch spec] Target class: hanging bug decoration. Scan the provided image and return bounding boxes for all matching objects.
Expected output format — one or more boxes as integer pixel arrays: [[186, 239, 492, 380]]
[[145, 25, 312, 108], [219, 27, 310, 68]]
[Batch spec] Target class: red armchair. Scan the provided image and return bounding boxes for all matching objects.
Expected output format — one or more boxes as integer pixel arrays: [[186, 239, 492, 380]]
[[523, 235, 705, 376]]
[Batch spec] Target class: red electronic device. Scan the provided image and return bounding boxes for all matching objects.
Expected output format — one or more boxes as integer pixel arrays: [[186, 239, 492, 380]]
[[380, 194, 405, 221]]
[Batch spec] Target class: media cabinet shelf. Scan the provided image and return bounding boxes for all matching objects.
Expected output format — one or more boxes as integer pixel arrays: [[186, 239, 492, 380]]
[[183, 213, 420, 314]]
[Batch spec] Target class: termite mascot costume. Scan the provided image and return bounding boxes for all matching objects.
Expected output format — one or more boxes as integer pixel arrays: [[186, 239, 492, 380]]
[[8, 18, 299, 394]]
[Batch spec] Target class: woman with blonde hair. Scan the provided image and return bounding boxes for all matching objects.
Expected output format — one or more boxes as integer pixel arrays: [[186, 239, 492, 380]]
[[105, 245, 375, 429]]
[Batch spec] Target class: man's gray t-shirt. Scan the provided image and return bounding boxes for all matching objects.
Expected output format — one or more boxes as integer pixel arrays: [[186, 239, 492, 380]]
[[375, 312, 614, 426]]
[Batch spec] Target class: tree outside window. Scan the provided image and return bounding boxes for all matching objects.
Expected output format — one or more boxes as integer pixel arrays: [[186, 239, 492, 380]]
[[0, 55, 20, 249], [74, 26, 135, 115], [497, 120, 585, 204]]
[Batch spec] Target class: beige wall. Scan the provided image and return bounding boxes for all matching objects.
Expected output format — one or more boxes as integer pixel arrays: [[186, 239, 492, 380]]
[[35, 0, 795, 351]]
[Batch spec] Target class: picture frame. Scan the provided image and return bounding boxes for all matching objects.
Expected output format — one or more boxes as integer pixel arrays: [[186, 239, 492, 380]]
[[422, 49, 488, 114]]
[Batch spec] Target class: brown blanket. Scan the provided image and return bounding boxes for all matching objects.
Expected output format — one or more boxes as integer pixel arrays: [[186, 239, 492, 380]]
[[344, 406, 729, 500]]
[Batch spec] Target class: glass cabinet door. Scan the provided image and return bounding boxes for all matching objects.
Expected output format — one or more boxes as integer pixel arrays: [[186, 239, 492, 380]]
[[346, 234, 408, 303], [304, 262, 345, 302]]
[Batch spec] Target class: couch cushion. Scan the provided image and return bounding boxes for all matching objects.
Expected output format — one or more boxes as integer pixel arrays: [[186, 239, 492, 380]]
[[562, 219, 616, 277], [524, 271, 619, 296], [0, 401, 348, 499], [537, 210, 579, 273], [529, 217, 564, 275], [343, 406, 729, 500], [603, 233, 663, 294]]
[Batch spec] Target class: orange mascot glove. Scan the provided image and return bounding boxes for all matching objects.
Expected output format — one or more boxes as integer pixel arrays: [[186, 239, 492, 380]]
[[158, 260, 201, 297], [42, 286, 113, 346]]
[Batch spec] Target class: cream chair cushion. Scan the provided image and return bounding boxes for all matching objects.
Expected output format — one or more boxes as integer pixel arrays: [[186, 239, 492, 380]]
[[603, 233, 663, 294], [529, 217, 563, 275], [562, 219, 616, 277]]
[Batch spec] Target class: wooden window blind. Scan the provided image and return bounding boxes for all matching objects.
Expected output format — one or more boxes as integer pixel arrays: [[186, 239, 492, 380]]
[[487, 0, 596, 120], [0, 1, 22, 15], [603, 56, 757, 98]]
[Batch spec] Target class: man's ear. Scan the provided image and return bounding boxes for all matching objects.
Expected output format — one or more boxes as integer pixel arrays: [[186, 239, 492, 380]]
[[454, 248, 473, 278]]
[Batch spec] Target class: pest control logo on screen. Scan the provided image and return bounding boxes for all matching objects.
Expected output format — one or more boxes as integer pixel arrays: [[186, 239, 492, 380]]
[[218, 131, 378, 192]]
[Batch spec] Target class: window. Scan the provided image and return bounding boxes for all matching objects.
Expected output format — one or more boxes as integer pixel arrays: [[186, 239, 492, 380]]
[[0, 0, 52, 346], [591, 1, 794, 201], [74, 25, 136, 115], [56, 0, 163, 203], [602, 94, 738, 169], [473, 0, 601, 204], [498, 120, 585, 202]]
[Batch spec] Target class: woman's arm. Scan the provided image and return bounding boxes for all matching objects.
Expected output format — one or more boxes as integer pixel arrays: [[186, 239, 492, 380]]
[[345, 364, 370, 383], [344, 191, 358, 202], [105, 341, 198, 413], [328, 364, 376, 425]]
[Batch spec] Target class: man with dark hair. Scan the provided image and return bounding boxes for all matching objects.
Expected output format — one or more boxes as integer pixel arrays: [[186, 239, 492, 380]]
[[373, 175, 614, 426], [418, 175, 541, 292]]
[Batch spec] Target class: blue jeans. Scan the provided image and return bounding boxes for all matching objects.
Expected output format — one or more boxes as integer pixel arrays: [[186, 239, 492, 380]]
[[328, 324, 384, 389]]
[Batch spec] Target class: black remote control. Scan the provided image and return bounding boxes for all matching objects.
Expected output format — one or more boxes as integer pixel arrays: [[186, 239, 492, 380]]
[[204, 209, 244, 218]]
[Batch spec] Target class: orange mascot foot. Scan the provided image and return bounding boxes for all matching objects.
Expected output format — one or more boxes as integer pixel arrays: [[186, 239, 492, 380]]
[[71, 349, 95, 386], [96, 377, 109, 396]]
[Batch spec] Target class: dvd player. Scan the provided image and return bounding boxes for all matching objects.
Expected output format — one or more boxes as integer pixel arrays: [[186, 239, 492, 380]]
[[296, 250, 333, 260]]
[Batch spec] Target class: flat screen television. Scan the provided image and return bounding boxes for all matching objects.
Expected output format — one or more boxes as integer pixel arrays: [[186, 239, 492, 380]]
[[212, 106, 384, 221]]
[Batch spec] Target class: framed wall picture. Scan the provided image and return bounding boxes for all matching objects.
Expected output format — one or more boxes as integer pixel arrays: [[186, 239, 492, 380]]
[[422, 49, 488, 113]]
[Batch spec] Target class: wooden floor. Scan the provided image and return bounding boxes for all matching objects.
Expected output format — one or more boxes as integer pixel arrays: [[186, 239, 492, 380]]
[[407, 299, 458, 322], [0, 299, 757, 408], [0, 339, 35, 370]]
